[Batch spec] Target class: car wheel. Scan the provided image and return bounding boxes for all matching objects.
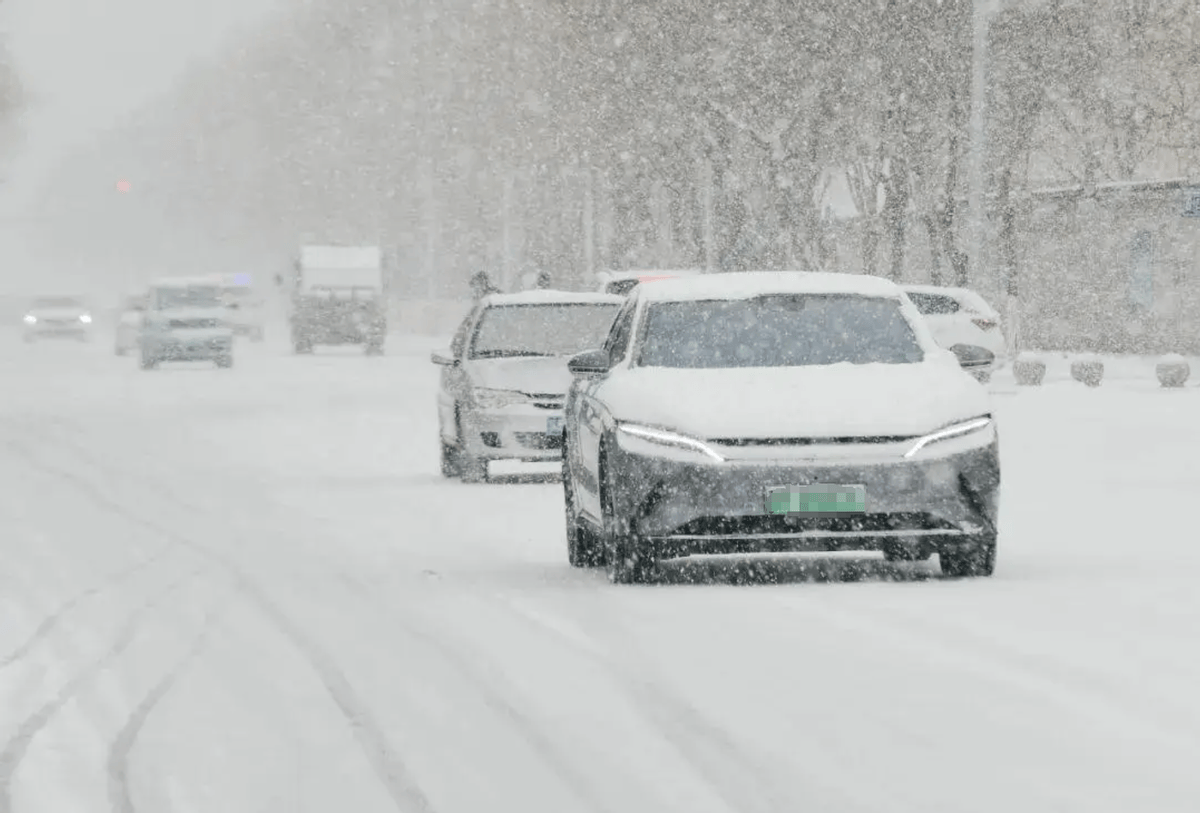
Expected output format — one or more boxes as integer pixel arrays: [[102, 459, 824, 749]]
[[564, 446, 602, 568], [293, 340, 313, 354], [454, 410, 487, 483], [600, 447, 657, 584], [939, 535, 997, 578], [215, 354, 233, 369], [440, 441, 460, 478], [140, 352, 159, 370]]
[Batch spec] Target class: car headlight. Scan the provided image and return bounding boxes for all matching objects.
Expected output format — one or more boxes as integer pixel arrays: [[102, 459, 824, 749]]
[[616, 422, 726, 463], [23, 314, 35, 324], [903, 416, 993, 459], [79, 314, 92, 323], [471, 388, 532, 409]]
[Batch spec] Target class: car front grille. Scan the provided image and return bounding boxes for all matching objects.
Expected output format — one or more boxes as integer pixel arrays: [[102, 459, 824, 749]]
[[515, 432, 562, 450], [667, 512, 956, 538], [169, 319, 220, 329]]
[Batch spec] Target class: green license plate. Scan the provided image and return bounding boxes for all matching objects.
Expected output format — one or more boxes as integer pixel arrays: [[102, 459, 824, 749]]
[[767, 485, 866, 516]]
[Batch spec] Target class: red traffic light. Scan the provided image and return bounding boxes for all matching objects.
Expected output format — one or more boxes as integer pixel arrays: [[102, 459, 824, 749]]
[[116, 180, 131, 192]]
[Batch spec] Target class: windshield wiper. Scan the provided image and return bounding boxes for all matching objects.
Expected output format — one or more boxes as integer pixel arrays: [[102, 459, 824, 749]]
[[472, 350, 554, 358]]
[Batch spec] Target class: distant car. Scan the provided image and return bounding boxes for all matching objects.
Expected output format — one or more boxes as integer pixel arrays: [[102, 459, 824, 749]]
[[139, 278, 234, 370], [596, 269, 702, 297], [431, 290, 625, 482], [562, 272, 1000, 583], [901, 285, 1006, 381], [22, 295, 93, 343], [114, 293, 147, 356], [215, 275, 265, 341]]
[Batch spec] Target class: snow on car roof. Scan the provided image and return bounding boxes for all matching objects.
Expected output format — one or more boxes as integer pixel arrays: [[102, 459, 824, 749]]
[[483, 289, 625, 306], [635, 271, 905, 303]]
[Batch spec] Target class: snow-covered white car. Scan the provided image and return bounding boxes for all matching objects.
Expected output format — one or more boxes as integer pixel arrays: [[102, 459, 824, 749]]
[[431, 290, 624, 482], [22, 295, 93, 342], [139, 278, 234, 370], [901, 284, 1006, 381], [562, 271, 1000, 583], [113, 293, 147, 355]]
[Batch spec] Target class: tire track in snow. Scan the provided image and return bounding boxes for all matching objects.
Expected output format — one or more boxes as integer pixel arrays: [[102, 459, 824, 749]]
[[333, 574, 619, 813], [8, 425, 438, 813], [0, 567, 202, 813], [478, 591, 898, 813], [0, 545, 176, 672], [785, 597, 1200, 758], [107, 591, 234, 813]]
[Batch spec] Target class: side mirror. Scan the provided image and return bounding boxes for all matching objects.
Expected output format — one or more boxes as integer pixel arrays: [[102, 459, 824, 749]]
[[431, 350, 458, 367], [950, 343, 995, 371], [568, 349, 611, 377]]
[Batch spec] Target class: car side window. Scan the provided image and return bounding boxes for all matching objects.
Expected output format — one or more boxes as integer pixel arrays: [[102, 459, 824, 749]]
[[450, 308, 479, 358], [604, 299, 638, 362]]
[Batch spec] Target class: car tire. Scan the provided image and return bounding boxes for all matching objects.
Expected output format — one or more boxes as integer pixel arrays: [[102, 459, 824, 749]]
[[564, 447, 603, 567], [600, 448, 657, 584], [140, 352, 159, 371], [458, 454, 487, 483], [293, 339, 313, 354], [440, 441, 460, 478], [215, 354, 233, 369], [939, 535, 997, 578]]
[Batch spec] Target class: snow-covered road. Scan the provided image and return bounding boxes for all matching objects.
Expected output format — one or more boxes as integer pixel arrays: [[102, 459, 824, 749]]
[[2, 330, 1198, 813]]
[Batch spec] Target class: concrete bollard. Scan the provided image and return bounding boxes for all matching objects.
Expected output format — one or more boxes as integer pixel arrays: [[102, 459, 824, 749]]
[[1012, 353, 1046, 386], [1070, 356, 1104, 387], [1156, 353, 1190, 388]]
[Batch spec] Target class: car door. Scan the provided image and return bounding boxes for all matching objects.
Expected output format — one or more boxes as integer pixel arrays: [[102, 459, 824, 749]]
[[439, 307, 479, 444], [573, 296, 638, 520]]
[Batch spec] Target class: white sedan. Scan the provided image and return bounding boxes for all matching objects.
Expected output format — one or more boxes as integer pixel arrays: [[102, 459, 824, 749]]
[[901, 284, 1006, 381]]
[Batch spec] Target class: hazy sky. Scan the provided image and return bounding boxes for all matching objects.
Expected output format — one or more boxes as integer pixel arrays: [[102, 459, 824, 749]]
[[0, 0, 283, 207]]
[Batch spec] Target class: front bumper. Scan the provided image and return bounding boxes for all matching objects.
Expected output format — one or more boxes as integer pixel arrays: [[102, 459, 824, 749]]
[[146, 330, 233, 360], [461, 404, 565, 462], [26, 322, 90, 338], [609, 436, 1000, 561]]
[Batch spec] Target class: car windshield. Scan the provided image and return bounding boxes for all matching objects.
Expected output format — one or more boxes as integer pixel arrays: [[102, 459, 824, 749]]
[[32, 297, 84, 309], [636, 294, 925, 369], [154, 286, 222, 309], [906, 292, 961, 315], [469, 303, 621, 359]]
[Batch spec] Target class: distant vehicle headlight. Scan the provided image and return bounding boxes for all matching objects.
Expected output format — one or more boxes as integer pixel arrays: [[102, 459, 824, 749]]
[[79, 314, 92, 323], [23, 314, 35, 324]]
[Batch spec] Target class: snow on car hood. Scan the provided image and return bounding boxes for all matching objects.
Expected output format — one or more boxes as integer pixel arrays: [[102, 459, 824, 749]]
[[466, 355, 575, 395], [602, 356, 991, 439]]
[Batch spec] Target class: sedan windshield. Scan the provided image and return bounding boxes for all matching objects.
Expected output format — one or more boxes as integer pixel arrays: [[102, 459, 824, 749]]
[[470, 303, 620, 359], [154, 286, 222, 309], [636, 294, 925, 369]]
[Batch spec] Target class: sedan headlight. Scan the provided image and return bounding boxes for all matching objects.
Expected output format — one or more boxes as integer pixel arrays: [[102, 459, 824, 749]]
[[617, 422, 726, 463], [471, 388, 532, 409], [23, 314, 35, 324], [79, 314, 92, 323], [903, 416, 993, 459]]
